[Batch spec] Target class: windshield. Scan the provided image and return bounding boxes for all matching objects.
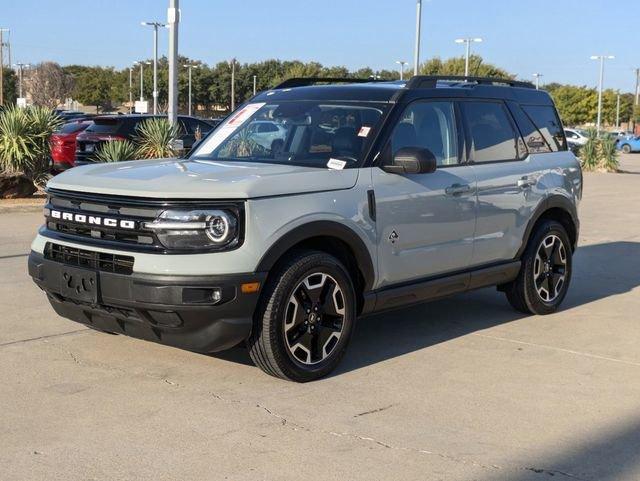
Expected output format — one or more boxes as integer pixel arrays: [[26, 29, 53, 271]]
[[190, 101, 388, 169]]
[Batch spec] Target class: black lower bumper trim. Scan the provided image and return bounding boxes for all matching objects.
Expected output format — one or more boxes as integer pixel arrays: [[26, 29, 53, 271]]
[[28, 251, 266, 353]]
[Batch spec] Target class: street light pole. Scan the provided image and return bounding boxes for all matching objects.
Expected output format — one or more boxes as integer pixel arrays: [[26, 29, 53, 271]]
[[13, 62, 28, 99], [0, 28, 9, 106], [413, 0, 422, 76], [141, 21, 167, 115], [128, 66, 133, 113], [591, 55, 615, 135], [532, 73, 543, 90], [616, 91, 620, 129], [229, 58, 236, 112], [167, 0, 179, 126], [253, 75, 257, 96], [454, 38, 483, 77], [634, 68, 640, 107], [182, 63, 198, 117], [396, 60, 407, 80]]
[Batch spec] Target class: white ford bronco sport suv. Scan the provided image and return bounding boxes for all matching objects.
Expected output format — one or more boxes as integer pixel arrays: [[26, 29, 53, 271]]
[[29, 76, 582, 382]]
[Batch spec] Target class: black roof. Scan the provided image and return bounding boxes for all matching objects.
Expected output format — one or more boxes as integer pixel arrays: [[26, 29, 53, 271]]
[[254, 76, 554, 106]]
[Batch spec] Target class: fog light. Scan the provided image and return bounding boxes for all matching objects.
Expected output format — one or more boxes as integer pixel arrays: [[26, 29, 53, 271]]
[[211, 288, 222, 303]]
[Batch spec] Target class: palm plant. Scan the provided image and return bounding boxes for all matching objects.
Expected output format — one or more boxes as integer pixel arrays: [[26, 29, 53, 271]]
[[580, 128, 599, 171], [134, 118, 181, 159], [599, 134, 619, 172], [93, 140, 139, 163], [0, 105, 62, 178]]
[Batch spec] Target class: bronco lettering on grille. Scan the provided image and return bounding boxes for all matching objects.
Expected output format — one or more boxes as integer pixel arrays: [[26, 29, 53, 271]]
[[50, 210, 137, 230]]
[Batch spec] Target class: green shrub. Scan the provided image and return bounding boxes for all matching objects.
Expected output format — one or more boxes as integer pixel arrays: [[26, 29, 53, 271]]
[[580, 129, 599, 171], [0, 105, 62, 178], [599, 134, 619, 172], [134, 118, 180, 159], [93, 139, 139, 163]]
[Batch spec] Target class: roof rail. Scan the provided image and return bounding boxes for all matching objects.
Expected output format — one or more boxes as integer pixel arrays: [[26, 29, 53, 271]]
[[405, 75, 535, 90], [274, 77, 382, 90]]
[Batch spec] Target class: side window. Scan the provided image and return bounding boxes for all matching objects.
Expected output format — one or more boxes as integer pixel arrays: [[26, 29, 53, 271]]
[[463, 101, 519, 162], [522, 105, 566, 151], [389, 101, 459, 166]]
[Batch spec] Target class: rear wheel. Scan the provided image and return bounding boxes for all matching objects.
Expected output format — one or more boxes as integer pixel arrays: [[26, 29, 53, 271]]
[[247, 250, 356, 382], [504, 220, 572, 315], [621, 144, 632, 154]]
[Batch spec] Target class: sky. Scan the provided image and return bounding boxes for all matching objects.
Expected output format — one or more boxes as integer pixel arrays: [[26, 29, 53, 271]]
[[2, 0, 637, 92]]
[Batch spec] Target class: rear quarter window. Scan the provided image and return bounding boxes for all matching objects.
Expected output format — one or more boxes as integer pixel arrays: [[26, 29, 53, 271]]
[[86, 119, 121, 134], [521, 105, 566, 151]]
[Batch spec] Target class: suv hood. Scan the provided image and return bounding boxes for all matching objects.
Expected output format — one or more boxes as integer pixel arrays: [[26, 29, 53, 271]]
[[47, 158, 359, 199]]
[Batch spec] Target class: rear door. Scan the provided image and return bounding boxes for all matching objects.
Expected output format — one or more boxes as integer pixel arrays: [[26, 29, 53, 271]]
[[461, 100, 545, 266], [373, 100, 477, 288]]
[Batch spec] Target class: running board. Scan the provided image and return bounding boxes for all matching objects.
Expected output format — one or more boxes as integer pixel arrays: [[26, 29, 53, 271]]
[[362, 261, 521, 315]]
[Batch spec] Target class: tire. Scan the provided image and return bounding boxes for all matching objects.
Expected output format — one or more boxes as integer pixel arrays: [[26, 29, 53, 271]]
[[621, 144, 631, 154], [504, 220, 572, 315], [247, 249, 356, 382]]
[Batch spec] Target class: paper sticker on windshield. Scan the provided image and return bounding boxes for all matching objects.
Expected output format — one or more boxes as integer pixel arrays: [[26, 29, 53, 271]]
[[358, 126, 372, 138], [327, 158, 347, 170], [195, 102, 266, 154]]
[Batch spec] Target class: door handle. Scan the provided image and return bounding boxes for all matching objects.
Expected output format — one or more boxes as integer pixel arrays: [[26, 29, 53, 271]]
[[517, 177, 537, 189], [445, 183, 472, 196]]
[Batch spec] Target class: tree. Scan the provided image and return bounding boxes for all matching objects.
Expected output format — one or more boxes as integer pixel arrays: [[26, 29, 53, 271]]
[[65, 65, 125, 113], [419, 55, 514, 78], [1, 67, 17, 106], [26, 62, 74, 108]]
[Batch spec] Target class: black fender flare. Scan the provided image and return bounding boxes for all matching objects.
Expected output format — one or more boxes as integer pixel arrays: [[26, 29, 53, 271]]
[[516, 194, 579, 258], [255, 221, 376, 291]]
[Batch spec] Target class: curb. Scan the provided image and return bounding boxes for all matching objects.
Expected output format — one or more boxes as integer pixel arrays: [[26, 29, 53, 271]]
[[0, 200, 45, 214]]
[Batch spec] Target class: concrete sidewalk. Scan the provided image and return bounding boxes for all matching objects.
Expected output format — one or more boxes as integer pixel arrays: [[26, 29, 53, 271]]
[[1, 155, 639, 480]]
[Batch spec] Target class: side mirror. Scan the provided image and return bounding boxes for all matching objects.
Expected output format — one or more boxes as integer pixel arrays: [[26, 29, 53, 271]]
[[382, 147, 437, 175]]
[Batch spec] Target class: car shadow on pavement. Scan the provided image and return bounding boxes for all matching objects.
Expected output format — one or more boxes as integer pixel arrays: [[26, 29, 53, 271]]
[[211, 241, 640, 373], [478, 416, 640, 481]]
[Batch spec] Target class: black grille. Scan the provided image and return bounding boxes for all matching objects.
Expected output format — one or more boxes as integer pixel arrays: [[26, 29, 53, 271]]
[[45, 242, 134, 275]]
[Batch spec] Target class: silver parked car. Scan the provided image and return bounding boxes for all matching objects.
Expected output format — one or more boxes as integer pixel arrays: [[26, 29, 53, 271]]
[[29, 76, 582, 381]]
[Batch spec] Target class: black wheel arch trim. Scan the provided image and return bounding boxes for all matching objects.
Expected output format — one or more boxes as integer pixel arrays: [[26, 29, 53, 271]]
[[255, 221, 376, 292], [516, 194, 579, 258]]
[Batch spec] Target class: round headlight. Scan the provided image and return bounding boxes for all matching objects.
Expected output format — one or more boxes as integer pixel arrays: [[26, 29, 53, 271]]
[[206, 213, 232, 243]]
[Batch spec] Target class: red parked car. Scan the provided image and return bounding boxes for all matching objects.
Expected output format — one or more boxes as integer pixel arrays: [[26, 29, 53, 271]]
[[50, 120, 93, 172]]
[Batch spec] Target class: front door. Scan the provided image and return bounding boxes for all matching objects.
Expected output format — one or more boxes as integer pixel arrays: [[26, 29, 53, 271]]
[[373, 100, 477, 288]]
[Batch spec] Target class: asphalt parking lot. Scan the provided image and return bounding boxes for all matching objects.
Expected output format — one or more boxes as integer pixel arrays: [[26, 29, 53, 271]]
[[1, 155, 639, 481]]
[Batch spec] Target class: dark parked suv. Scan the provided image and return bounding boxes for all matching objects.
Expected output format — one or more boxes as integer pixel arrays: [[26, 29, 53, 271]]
[[75, 114, 216, 165], [30, 76, 581, 381]]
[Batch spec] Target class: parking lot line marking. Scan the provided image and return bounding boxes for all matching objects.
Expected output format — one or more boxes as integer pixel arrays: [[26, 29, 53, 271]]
[[0, 253, 28, 260], [473, 333, 640, 368], [0, 328, 89, 349]]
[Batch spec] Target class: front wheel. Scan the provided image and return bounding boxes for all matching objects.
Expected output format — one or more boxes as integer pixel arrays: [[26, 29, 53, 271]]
[[504, 220, 573, 315], [621, 144, 632, 154], [247, 250, 356, 382]]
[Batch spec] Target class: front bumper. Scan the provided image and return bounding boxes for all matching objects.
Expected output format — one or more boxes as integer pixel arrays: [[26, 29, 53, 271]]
[[28, 251, 266, 353]]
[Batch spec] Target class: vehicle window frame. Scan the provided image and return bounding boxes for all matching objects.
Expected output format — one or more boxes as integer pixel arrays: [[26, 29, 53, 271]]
[[379, 98, 466, 170], [459, 98, 525, 165], [521, 104, 568, 152]]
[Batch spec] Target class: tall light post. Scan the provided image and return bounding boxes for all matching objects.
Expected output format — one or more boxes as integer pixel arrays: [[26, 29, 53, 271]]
[[183, 63, 199, 117], [0, 28, 9, 105], [532, 73, 543, 90], [253, 75, 257, 96], [141, 21, 166, 115], [616, 91, 621, 129], [591, 55, 615, 134], [413, 0, 422, 75], [454, 37, 483, 77], [229, 58, 237, 112], [396, 60, 407, 80], [13, 62, 29, 99], [167, 0, 179, 126], [128, 64, 134, 113], [634, 68, 640, 107], [134, 61, 151, 102]]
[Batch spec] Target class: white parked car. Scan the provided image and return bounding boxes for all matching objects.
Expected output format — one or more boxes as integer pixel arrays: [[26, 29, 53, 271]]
[[564, 128, 589, 146]]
